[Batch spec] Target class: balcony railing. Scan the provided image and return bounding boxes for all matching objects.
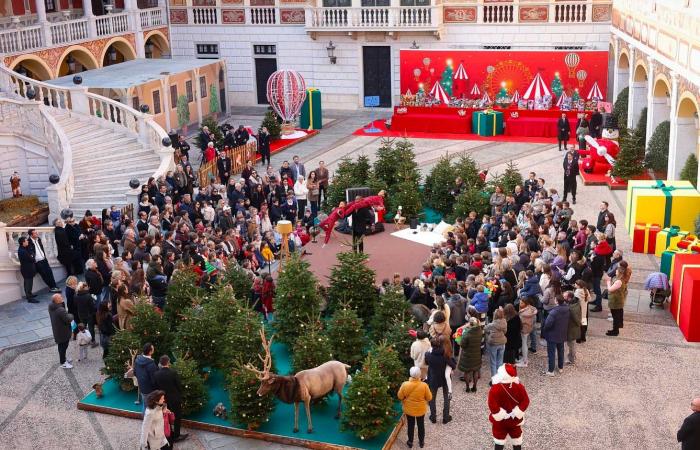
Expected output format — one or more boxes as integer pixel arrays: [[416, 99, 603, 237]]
[[96, 12, 129, 36], [140, 7, 165, 28], [49, 17, 89, 46], [0, 25, 44, 54], [307, 5, 439, 30]]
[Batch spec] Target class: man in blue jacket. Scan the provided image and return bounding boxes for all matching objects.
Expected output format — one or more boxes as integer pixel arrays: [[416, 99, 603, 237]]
[[134, 342, 158, 413], [541, 296, 570, 376]]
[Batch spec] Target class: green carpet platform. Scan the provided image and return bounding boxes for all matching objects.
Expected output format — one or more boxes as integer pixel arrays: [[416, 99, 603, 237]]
[[78, 343, 403, 450]]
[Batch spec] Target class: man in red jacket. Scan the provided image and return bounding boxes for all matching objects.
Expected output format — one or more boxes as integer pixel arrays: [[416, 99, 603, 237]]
[[488, 363, 530, 450]]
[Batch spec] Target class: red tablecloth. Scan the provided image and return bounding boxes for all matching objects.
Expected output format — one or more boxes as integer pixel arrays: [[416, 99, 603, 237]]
[[504, 117, 578, 138], [392, 112, 471, 134]]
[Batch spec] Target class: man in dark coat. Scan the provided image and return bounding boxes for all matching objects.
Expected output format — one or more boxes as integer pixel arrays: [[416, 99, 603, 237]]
[[557, 113, 571, 151], [134, 343, 158, 412], [562, 149, 580, 204], [154, 355, 189, 443], [54, 218, 74, 276], [677, 398, 700, 450], [425, 337, 455, 424], [351, 196, 373, 254], [27, 229, 60, 293], [233, 125, 249, 147], [217, 152, 232, 186], [49, 293, 74, 368], [198, 126, 210, 152], [590, 108, 603, 138], [542, 296, 570, 375], [64, 215, 84, 275], [258, 127, 271, 166], [18, 236, 38, 302]]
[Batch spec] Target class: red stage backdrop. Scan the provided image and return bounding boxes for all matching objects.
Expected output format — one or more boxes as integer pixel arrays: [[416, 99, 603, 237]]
[[400, 49, 609, 101]]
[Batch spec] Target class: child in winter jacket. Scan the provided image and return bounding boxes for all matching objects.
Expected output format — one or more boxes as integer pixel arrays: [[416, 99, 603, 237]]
[[261, 274, 275, 321], [76, 323, 92, 361], [470, 286, 490, 314]]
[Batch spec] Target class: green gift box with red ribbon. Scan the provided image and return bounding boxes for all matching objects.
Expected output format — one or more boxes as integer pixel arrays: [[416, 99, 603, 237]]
[[625, 180, 700, 238]]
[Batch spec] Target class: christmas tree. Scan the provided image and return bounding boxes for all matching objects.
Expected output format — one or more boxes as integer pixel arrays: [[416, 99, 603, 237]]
[[633, 107, 648, 159], [571, 89, 581, 103], [611, 129, 644, 180], [325, 156, 373, 212], [174, 305, 219, 369], [644, 120, 671, 172], [423, 154, 458, 216], [680, 154, 698, 188], [165, 268, 203, 329], [440, 62, 454, 96], [204, 284, 241, 329], [130, 299, 173, 357], [453, 187, 491, 221], [370, 288, 409, 341], [102, 329, 141, 391], [228, 361, 275, 430], [341, 355, 397, 440], [613, 87, 629, 131], [551, 72, 563, 98], [274, 254, 321, 344], [292, 318, 333, 372], [193, 116, 224, 150], [172, 354, 209, 415], [380, 315, 419, 369], [259, 109, 281, 140], [218, 264, 253, 306], [489, 160, 524, 195], [327, 305, 366, 369], [220, 305, 265, 370], [453, 154, 485, 190], [209, 83, 220, 115], [366, 340, 405, 395], [327, 252, 378, 322]]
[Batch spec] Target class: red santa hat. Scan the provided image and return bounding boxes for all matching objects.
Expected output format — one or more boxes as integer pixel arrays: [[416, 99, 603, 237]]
[[492, 363, 519, 385]]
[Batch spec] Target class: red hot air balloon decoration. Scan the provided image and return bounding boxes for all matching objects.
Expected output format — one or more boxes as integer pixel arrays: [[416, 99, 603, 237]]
[[266, 70, 307, 125]]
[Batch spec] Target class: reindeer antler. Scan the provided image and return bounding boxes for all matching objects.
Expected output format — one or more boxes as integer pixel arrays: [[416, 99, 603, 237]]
[[244, 328, 274, 380], [125, 349, 138, 370]]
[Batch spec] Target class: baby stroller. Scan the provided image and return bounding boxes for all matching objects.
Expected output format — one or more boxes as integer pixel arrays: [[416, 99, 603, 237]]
[[644, 272, 670, 309]]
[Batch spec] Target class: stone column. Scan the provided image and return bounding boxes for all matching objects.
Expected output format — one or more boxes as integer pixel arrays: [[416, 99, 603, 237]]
[[666, 71, 680, 179], [160, 77, 172, 131], [194, 68, 203, 125], [626, 47, 636, 127], [35, 0, 52, 47], [644, 56, 655, 147], [84, 0, 97, 38]]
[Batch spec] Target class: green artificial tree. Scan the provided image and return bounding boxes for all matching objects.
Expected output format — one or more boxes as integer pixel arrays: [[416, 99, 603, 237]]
[[274, 254, 321, 344], [571, 89, 581, 103], [259, 109, 281, 140], [366, 340, 405, 395], [172, 354, 209, 415], [680, 154, 698, 188], [352, 154, 373, 185], [551, 73, 563, 98], [174, 305, 219, 369], [633, 107, 648, 158], [219, 264, 253, 306], [176, 95, 190, 131], [193, 116, 224, 150], [130, 300, 173, 357], [326, 305, 366, 369], [325, 156, 372, 212], [292, 319, 333, 372], [380, 315, 418, 369], [102, 329, 141, 390], [220, 306, 265, 369], [209, 84, 220, 116], [327, 251, 378, 322], [492, 160, 524, 195], [453, 154, 485, 190], [341, 356, 397, 441], [440, 62, 454, 96], [423, 154, 458, 216], [373, 138, 401, 189], [370, 288, 409, 341], [644, 120, 671, 172], [165, 268, 203, 329], [613, 86, 629, 131], [452, 188, 491, 221], [611, 129, 645, 180], [391, 180, 423, 219], [228, 361, 275, 430]]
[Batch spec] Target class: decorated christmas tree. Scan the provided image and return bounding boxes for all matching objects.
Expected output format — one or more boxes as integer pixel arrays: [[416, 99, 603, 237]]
[[259, 109, 281, 140], [644, 120, 671, 172], [327, 305, 366, 369], [490, 160, 524, 195], [440, 62, 454, 96], [327, 252, 378, 322], [102, 329, 141, 391], [218, 264, 253, 306], [380, 315, 419, 369], [274, 254, 321, 344], [193, 116, 224, 150], [203, 284, 241, 329], [172, 354, 209, 415], [453, 154, 485, 190], [551, 72, 563, 98], [341, 355, 397, 441], [611, 129, 644, 180], [370, 288, 408, 341], [423, 154, 458, 216], [366, 341, 405, 395], [228, 361, 275, 430], [571, 89, 581, 103], [165, 268, 203, 329], [292, 318, 333, 372], [130, 299, 173, 357], [220, 305, 265, 369], [453, 187, 491, 221], [613, 87, 629, 131], [174, 305, 219, 369]]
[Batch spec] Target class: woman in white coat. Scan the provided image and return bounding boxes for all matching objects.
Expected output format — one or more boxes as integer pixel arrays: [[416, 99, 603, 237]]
[[293, 175, 308, 220], [140, 390, 170, 450]]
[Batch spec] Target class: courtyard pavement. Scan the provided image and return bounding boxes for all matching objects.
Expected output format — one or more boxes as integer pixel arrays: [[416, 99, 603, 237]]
[[0, 108, 695, 449]]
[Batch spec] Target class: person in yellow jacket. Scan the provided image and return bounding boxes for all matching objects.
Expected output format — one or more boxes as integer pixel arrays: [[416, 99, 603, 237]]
[[397, 366, 433, 448]]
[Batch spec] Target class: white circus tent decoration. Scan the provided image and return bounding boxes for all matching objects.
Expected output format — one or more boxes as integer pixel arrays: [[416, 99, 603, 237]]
[[453, 62, 469, 98], [586, 81, 604, 100], [556, 91, 569, 107], [469, 83, 481, 98], [522, 73, 551, 100], [454, 63, 469, 80], [430, 81, 450, 104], [512, 90, 521, 103], [481, 91, 491, 103]]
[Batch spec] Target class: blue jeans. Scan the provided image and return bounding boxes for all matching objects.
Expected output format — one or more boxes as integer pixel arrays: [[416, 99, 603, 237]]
[[528, 328, 538, 351], [591, 276, 602, 307], [547, 341, 565, 372], [486, 343, 505, 377]]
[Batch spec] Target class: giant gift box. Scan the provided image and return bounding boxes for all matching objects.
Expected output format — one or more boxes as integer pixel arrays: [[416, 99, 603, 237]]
[[625, 180, 700, 238], [660, 248, 695, 279], [670, 253, 700, 342], [654, 226, 690, 257], [677, 235, 700, 252], [299, 88, 322, 130], [472, 110, 504, 137], [632, 223, 661, 254]]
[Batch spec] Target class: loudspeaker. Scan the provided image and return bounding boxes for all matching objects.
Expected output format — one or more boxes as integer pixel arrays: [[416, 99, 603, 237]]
[[410, 218, 419, 229], [602, 113, 617, 129], [346, 187, 372, 203]]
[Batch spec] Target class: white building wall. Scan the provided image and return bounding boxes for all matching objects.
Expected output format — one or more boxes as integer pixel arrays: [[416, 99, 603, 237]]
[[0, 136, 51, 201], [170, 24, 611, 109]]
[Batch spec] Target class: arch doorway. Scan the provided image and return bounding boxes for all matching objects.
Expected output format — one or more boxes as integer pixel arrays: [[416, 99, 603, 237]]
[[673, 95, 700, 181], [102, 40, 137, 67], [615, 52, 630, 100], [145, 32, 170, 59], [629, 63, 648, 128], [647, 77, 672, 145], [57, 48, 98, 76]]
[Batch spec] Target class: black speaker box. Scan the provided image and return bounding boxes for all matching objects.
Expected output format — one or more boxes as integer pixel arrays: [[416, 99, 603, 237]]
[[602, 113, 617, 129], [346, 187, 372, 203], [410, 218, 419, 229]]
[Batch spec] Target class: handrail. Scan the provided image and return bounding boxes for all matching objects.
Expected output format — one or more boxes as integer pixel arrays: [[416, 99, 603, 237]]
[[0, 62, 72, 109], [41, 106, 74, 224]]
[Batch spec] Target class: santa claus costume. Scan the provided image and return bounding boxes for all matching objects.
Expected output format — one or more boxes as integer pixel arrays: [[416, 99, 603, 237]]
[[487, 363, 530, 450]]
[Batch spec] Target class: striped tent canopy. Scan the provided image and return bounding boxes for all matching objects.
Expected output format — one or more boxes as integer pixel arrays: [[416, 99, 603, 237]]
[[430, 81, 450, 104], [404, 89, 413, 96], [556, 91, 569, 107], [587, 81, 604, 100], [470, 82, 481, 98], [454, 63, 469, 80], [512, 90, 521, 103], [522, 73, 551, 100], [481, 91, 491, 103]]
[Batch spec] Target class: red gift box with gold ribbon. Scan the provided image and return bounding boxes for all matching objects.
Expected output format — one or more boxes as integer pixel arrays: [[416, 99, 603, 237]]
[[670, 253, 700, 342], [677, 235, 700, 252], [632, 223, 661, 254]]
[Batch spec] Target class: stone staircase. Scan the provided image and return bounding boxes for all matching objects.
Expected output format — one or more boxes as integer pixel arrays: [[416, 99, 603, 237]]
[[51, 111, 163, 218]]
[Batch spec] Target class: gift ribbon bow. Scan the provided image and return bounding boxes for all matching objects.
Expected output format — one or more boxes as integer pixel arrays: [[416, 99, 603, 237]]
[[626, 181, 698, 230]]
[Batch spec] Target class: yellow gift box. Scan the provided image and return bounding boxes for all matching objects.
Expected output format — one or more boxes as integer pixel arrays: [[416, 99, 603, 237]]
[[654, 226, 690, 257], [625, 180, 700, 238]]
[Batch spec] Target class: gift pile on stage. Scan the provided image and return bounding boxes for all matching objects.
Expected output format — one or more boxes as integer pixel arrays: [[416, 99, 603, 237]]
[[627, 180, 700, 342]]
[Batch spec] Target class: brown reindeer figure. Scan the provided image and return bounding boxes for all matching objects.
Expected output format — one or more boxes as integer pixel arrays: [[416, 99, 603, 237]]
[[245, 329, 351, 433]]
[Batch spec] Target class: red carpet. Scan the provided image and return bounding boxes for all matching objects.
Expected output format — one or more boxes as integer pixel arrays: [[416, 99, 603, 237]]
[[352, 120, 558, 144], [254, 129, 320, 163], [298, 224, 428, 285], [578, 165, 652, 190]]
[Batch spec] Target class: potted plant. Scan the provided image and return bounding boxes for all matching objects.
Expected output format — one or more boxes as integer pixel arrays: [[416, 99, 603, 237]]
[[209, 84, 220, 120], [176, 94, 190, 135]]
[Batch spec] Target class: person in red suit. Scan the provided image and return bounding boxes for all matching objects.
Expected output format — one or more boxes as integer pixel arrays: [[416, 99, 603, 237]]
[[488, 363, 530, 450], [319, 191, 386, 244]]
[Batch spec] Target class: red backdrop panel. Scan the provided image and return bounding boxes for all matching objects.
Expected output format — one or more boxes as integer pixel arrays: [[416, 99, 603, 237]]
[[400, 49, 609, 101]]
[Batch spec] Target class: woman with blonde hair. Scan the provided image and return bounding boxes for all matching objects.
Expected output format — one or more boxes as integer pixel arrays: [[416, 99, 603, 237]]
[[116, 284, 135, 330]]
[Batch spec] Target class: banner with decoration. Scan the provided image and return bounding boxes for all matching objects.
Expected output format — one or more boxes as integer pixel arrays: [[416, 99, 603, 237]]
[[400, 50, 609, 101]]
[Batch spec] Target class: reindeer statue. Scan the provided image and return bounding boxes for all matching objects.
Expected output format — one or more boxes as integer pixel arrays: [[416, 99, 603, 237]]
[[124, 349, 141, 404], [244, 329, 351, 433]]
